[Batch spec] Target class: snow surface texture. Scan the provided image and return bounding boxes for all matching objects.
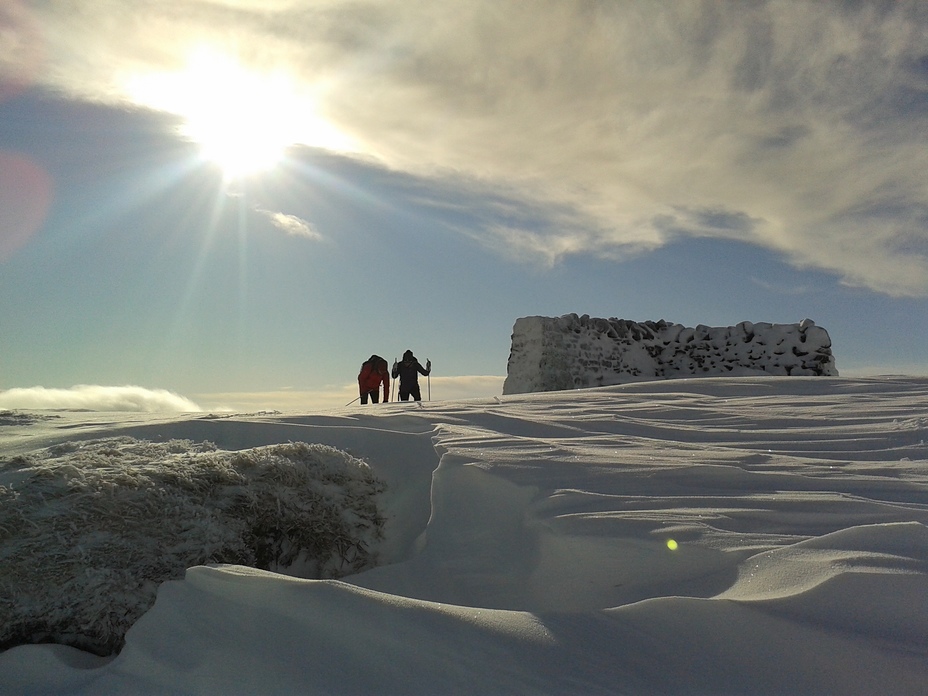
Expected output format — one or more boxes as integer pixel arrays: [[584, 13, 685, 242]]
[[1, 376, 927, 695], [503, 313, 838, 394], [0, 439, 385, 655]]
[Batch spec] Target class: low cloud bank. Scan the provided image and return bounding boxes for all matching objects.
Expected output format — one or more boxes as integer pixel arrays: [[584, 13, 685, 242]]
[[195, 376, 506, 412], [0, 386, 202, 412], [1, 379, 508, 414], [426, 375, 505, 401]]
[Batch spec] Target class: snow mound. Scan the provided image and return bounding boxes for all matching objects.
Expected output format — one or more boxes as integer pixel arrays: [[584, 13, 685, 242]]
[[0, 437, 386, 655], [504, 313, 837, 394], [719, 521, 928, 646]]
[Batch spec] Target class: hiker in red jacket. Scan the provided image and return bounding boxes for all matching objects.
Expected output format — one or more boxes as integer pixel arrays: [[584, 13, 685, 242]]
[[358, 355, 390, 404]]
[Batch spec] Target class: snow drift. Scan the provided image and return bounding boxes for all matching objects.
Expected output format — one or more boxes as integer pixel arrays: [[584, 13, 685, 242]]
[[1, 376, 927, 695]]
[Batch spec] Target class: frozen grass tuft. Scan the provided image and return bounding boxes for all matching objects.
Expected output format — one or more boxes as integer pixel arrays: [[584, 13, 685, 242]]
[[0, 437, 386, 655]]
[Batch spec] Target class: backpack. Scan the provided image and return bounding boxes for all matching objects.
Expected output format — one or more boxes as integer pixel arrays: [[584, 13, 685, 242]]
[[359, 355, 384, 381]]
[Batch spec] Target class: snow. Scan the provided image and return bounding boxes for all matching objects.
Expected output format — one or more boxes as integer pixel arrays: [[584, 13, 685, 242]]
[[2, 375, 928, 694], [504, 314, 838, 394]]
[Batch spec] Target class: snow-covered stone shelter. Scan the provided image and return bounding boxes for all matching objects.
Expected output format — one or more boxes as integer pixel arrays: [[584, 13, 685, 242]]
[[503, 313, 837, 395]]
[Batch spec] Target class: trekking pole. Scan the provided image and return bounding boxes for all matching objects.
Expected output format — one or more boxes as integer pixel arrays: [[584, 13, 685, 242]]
[[345, 395, 361, 407], [427, 358, 431, 401]]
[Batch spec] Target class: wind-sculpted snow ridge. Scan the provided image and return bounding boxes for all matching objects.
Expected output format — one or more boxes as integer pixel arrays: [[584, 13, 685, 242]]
[[0, 410, 60, 426], [1, 376, 928, 694], [0, 438, 385, 655], [504, 313, 837, 394]]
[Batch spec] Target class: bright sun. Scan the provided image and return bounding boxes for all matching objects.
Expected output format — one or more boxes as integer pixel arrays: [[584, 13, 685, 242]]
[[127, 48, 353, 178]]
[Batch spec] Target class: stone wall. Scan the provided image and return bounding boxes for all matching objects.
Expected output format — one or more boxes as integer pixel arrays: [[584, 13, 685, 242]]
[[503, 314, 838, 395]]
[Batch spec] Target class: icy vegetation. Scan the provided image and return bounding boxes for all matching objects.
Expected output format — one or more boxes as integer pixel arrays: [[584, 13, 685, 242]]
[[0, 438, 385, 655], [504, 313, 837, 394]]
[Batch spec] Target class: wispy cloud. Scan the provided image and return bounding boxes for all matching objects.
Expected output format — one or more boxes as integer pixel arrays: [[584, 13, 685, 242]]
[[749, 277, 811, 296], [0, 386, 202, 412], [256, 209, 322, 240], [20, 0, 928, 296]]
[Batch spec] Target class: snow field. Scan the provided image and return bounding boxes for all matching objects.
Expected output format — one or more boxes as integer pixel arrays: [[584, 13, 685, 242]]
[[1, 375, 927, 694]]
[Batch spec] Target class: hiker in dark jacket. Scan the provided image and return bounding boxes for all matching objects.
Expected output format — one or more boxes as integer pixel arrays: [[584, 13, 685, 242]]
[[391, 350, 431, 401], [358, 355, 390, 404]]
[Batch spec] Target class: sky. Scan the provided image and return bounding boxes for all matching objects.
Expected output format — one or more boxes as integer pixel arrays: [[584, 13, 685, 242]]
[[2, 376, 928, 693], [1, 0, 928, 411]]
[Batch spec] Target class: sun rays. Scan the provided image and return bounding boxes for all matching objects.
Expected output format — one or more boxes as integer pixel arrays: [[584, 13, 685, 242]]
[[126, 47, 354, 179]]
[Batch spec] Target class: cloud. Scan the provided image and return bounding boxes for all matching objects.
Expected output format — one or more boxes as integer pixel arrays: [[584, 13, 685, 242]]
[[21, 0, 928, 295], [0, 386, 202, 412], [749, 277, 811, 296], [194, 375, 505, 412], [256, 208, 322, 239], [423, 375, 506, 401], [193, 388, 355, 412], [0, 0, 45, 101]]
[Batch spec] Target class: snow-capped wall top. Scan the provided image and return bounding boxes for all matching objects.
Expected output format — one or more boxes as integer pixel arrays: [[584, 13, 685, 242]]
[[503, 314, 838, 395]]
